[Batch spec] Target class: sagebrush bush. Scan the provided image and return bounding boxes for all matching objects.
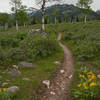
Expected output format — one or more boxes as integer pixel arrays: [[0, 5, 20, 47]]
[[62, 22, 100, 62], [0, 32, 27, 48], [0, 32, 60, 65], [74, 41, 100, 60], [18, 34, 59, 60]]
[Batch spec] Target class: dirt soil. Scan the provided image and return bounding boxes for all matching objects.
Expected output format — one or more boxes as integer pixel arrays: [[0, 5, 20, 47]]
[[41, 32, 74, 100]]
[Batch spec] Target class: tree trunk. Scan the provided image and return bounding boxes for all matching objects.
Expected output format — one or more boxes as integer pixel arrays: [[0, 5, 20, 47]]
[[75, 16, 77, 22], [47, 18, 49, 24], [16, 20, 18, 31], [41, 13, 45, 32], [65, 18, 67, 22], [70, 18, 72, 23], [84, 15, 87, 23], [41, 0, 45, 33], [5, 23, 8, 31], [55, 17, 57, 24], [64, 19, 66, 22], [24, 23, 26, 28]]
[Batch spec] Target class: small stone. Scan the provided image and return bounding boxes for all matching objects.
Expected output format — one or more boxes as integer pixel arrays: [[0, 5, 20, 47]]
[[2, 83, 8, 87], [7, 86, 20, 95], [23, 78, 30, 81], [60, 70, 65, 74], [8, 69, 21, 77], [62, 87, 64, 90], [69, 75, 73, 79], [57, 82, 59, 85], [50, 91, 55, 95], [42, 80, 50, 89], [6, 80, 10, 82], [18, 61, 35, 68], [54, 61, 61, 65], [12, 65, 19, 69]]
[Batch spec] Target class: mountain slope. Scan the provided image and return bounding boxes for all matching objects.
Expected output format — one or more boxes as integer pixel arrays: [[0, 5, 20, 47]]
[[29, 4, 98, 21]]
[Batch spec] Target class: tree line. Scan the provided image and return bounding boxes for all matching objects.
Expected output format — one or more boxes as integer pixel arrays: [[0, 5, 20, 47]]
[[0, 0, 97, 33]]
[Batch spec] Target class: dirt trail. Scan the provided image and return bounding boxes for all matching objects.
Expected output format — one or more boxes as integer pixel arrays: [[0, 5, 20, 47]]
[[41, 33, 74, 100]]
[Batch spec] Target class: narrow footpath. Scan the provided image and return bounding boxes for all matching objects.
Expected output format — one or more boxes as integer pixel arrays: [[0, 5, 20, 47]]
[[41, 32, 74, 100]]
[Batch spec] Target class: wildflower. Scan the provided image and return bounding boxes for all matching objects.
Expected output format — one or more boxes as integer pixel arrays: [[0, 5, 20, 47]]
[[80, 75, 85, 78], [3, 88, 7, 92], [91, 74, 96, 79], [88, 72, 93, 75], [77, 84, 81, 87], [88, 74, 96, 81], [90, 82, 97, 87], [89, 79, 92, 82], [88, 75, 91, 78], [97, 74, 100, 78], [83, 82, 88, 89]]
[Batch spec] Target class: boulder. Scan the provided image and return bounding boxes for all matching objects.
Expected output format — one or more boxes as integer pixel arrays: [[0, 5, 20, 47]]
[[8, 69, 21, 77], [7, 86, 19, 95], [18, 61, 35, 68]]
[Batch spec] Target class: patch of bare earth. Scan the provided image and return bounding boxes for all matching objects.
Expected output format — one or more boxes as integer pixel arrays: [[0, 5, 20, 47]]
[[41, 33, 74, 100]]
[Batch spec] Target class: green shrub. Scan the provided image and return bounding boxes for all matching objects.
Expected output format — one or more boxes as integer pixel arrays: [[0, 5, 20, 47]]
[[0, 34, 59, 64], [9, 48, 26, 61], [0, 28, 59, 65], [0, 32, 27, 48], [62, 22, 100, 62], [18, 34, 59, 61], [0, 32, 27, 65], [74, 41, 100, 60], [0, 48, 12, 65]]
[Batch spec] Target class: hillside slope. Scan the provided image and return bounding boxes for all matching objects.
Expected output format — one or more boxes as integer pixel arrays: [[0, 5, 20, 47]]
[[29, 4, 98, 21]]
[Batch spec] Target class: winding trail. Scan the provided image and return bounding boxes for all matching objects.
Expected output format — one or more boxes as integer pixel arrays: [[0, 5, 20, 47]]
[[41, 32, 74, 100]]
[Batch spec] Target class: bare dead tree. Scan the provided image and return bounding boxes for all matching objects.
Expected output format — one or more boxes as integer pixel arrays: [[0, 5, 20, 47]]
[[35, 0, 61, 34]]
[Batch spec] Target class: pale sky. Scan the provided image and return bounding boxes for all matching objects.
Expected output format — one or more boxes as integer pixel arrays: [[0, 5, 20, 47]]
[[0, 0, 99, 13]]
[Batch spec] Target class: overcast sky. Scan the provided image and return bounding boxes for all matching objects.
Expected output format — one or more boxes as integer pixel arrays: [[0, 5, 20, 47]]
[[0, 0, 99, 13]]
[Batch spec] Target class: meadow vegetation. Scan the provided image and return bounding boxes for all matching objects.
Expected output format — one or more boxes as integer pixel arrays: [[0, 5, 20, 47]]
[[0, 0, 100, 99], [61, 21, 100, 68], [0, 20, 100, 100], [0, 24, 63, 100], [60, 21, 100, 100]]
